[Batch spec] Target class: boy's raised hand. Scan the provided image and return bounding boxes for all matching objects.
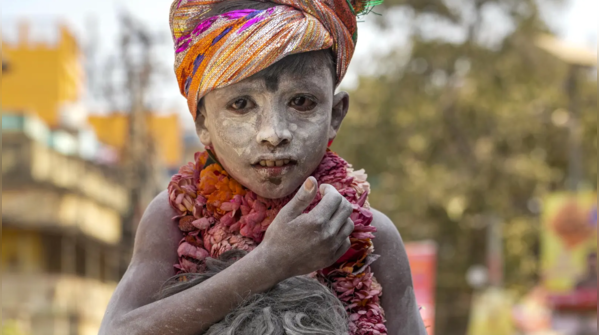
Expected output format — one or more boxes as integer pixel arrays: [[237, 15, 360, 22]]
[[260, 177, 355, 278]]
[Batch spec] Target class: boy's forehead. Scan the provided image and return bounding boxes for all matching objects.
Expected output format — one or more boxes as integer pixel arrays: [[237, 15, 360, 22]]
[[217, 61, 334, 95], [252, 56, 333, 92], [203, 51, 336, 103], [212, 76, 327, 100], [244, 69, 331, 93], [254, 50, 335, 88]]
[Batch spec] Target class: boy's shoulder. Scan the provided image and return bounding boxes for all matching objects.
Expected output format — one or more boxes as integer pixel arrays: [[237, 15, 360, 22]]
[[370, 208, 401, 239], [369, 207, 411, 282], [142, 190, 177, 223], [370, 208, 407, 254], [131, 190, 183, 263]]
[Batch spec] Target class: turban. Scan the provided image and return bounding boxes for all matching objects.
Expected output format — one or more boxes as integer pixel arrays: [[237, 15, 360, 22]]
[[170, 0, 380, 119]]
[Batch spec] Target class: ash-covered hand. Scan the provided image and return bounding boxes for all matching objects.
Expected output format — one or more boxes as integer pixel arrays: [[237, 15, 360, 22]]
[[259, 177, 355, 278]]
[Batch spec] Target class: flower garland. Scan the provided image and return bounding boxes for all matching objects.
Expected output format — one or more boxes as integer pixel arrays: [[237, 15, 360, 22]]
[[168, 150, 387, 334]]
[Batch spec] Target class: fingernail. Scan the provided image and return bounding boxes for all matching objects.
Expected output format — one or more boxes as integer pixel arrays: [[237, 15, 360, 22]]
[[319, 184, 327, 195], [304, 178, 315, 192]]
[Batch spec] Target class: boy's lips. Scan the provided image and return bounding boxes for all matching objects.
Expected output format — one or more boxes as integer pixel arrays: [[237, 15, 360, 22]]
[[251, 155, 297, 166], [251, 158, 297, 178]]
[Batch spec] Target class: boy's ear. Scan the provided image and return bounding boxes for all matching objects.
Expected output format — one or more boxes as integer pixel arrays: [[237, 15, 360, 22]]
[[329, 91, 350, 141], [195, 99, 212, 147]]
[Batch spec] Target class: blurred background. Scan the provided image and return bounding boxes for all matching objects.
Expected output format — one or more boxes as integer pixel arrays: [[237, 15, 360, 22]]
[[1, 0, 596, 334]]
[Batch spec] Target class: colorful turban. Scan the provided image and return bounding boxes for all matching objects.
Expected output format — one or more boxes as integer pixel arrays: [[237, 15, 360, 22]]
[[170, 0, 380, 119]]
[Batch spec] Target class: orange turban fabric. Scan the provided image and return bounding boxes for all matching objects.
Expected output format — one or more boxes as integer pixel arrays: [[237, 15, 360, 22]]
[[170, 0, 379, 119]]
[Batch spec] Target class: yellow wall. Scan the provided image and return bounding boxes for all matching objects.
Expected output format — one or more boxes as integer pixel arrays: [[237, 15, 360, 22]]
[[88, 113, 183, 168], [1, 228, 43, 274], [87, 115, 128, 150], [147, 114, 184, 168], [1, 24, 82, 127]]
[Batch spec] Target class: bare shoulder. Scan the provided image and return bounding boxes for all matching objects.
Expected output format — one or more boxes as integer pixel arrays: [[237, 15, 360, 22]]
[[369, 208, 427, 335], [369, 208, 411, 285], [131, 190, 183, 262], [370, 208, 403, 242], [104, 191, 182, 317]]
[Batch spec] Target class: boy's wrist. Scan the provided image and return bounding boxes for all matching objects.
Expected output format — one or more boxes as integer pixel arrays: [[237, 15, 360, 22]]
[[251, 244, 292, 283]]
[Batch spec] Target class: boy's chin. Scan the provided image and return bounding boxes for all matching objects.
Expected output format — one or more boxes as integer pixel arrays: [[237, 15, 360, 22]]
[[250, 179, 303, 200]]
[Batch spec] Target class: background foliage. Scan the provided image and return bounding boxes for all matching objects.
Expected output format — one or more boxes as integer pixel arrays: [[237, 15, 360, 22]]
[[333, 0, 597, 333]]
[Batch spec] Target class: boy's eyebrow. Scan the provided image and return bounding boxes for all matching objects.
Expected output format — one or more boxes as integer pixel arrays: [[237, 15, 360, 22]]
[[277, 76, 332, 93], [212, 80, 267, 98], [259, 74, 327, 93], [215, 75, 329, 98]]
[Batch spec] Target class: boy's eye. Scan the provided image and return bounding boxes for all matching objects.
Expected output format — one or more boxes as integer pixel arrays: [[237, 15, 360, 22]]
[[289, 96, 317, 112], [228, 98, 254, 112]]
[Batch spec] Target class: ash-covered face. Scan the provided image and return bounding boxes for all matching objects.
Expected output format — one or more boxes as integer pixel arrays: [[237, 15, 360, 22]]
[[196, 51, 349, 199]]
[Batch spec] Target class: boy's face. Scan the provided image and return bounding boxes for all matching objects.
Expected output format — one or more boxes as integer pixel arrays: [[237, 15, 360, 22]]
[[196, 55, 349, 199]]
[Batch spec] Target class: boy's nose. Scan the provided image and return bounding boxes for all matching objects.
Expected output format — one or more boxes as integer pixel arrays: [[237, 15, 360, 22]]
[[256, 110, 292, 147]]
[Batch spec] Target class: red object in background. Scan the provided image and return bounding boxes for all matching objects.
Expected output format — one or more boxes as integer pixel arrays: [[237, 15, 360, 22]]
[[405, 241, 438, 335], [548, 288, 598, 311]]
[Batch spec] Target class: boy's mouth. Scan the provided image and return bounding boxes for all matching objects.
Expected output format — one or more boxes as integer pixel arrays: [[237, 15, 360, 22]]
[[252, 158, 297, 178], [256, 159, 293, 167]]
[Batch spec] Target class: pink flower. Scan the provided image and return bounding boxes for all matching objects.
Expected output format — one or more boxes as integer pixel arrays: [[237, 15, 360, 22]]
[[203, 225, 229, 253], [331, 269, 382, 306], [236, 198, 278, 241], [175, 257, 205, 274], [191, 217, 215, 230], [177, 241, 210, 261], [352, 224, 377, 240], [348, 167, 370, 197], [351, 205, 374, 227], [203, 224, 256, 257], [220, 202, 236, 212], [192, 195, 208, 218], [168, 161, 199, 216], [219, 212, 236, 227], [316, 156, 353, 187], [350, 309, 387, 335], [212, 234, 256, 257]]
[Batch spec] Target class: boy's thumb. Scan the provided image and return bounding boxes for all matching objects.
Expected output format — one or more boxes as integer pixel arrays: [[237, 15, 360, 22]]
[[281, 177, 318, 219]]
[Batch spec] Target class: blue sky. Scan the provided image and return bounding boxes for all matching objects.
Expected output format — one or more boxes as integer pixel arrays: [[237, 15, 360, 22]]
[[2, 0, 597, 121]]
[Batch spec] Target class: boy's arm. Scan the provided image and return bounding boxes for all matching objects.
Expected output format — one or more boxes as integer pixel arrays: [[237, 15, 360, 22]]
[[370, 209, 428, 335], [100, 180, 354, 335], [99, 191, 285, 335]]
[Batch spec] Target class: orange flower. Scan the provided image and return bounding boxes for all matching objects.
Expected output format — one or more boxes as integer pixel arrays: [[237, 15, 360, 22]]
[[199, 164, 246, 215]]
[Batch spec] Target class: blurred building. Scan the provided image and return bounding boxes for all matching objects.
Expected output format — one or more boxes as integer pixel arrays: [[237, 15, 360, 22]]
[[2, 114, 129, 335], [182, 131, 205, 170], [88, 112, 183, 173], [2, 52, 11, 72], [0, 22, 185, 335], [1, 22, 83, 128]]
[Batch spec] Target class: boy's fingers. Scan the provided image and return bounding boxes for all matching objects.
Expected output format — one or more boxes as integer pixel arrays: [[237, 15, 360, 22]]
[[319, 183, 334, 198], [326, 198, 353, 235], [337, 218, 355, 238], [334, 238, 352, 261], [280, 177, 318, 219], [310, 184, 343, 221]]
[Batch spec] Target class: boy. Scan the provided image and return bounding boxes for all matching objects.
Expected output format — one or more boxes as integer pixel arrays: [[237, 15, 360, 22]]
[[100, 0, 426, 334]]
